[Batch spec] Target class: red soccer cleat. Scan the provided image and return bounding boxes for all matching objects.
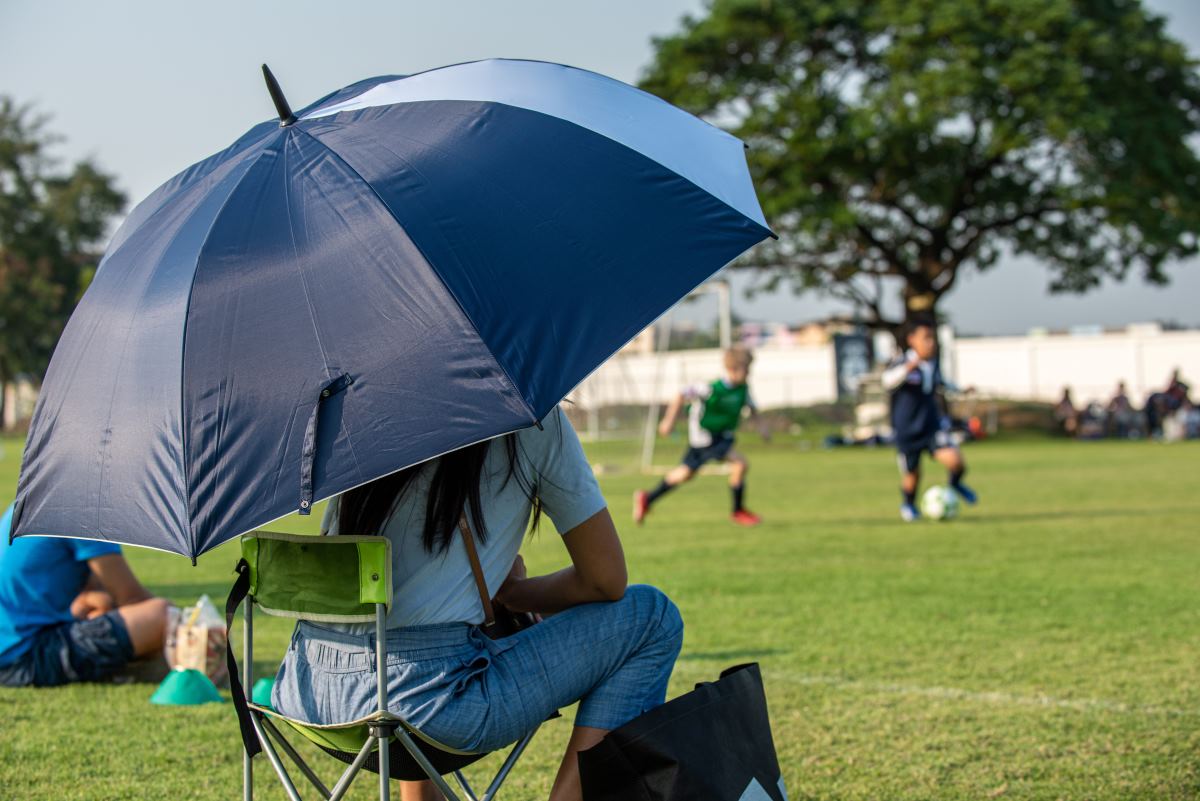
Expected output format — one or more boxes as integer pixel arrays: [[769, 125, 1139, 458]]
[[731, 509, 762, 527], [633, 490, 649, 525]]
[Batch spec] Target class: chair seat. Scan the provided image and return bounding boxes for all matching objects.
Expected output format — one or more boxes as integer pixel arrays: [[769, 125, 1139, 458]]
[[248, 702, 489, 781], [317, 739, 489, 782]]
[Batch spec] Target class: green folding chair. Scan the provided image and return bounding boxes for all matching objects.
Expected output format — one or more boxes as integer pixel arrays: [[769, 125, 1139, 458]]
[[225, 531, 544, 801]]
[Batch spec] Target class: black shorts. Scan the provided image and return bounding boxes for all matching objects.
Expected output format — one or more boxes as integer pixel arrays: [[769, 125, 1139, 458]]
[[681, 433, 736, 470], [896, 431, 957, 474], [0, 610, 133, 687]]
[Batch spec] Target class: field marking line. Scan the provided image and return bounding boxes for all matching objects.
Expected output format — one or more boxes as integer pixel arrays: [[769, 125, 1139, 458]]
[[771, 673, 1200, 718]]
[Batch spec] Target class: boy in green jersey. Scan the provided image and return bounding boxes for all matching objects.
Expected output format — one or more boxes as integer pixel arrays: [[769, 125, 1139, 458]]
[[634, 346, 766, 526]]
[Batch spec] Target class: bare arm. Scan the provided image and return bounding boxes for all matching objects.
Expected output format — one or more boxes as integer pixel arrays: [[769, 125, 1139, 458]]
[[494, 507, 627, 615], [745, 396, 770, 442], [87, 553, 154, 607], [70, 589, 115, 620], [657, 393, 686, 437]]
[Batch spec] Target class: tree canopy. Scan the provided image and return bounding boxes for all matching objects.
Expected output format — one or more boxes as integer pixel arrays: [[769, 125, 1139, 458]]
[[641, 0, 1200, 333], [0, 98, 125, 390]]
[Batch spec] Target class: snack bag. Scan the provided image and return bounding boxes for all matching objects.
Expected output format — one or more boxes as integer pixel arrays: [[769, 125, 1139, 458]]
[[164, 595, 229, 687]]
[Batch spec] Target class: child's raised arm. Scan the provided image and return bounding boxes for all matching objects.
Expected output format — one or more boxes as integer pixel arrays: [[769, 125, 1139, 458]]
[[658, 392, 686, 437], [746, 396, 771, 443]]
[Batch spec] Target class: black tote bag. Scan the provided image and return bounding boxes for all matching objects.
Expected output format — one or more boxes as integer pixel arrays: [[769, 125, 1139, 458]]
[[578, 663, 787, 801]]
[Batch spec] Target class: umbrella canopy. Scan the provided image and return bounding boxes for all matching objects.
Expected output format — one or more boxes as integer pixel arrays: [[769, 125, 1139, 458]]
[[12, 59, 771, 559]]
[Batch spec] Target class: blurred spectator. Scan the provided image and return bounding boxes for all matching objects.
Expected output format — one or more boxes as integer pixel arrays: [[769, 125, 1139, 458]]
[[1054, 387, 1079, 437], [1077, 401, 1107, 440], [1185, 400, 1200, 440], [1107, 381, 1138, 438], [1145, 392, 1167, 438], [1163, 398, 1200, 442], [1147, 369, 1191, 438], [1043, 375, 1194, 442], [1165, 368, 1191, 411]]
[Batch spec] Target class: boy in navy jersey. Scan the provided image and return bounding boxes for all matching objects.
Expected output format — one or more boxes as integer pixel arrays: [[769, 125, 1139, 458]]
[[882, 317, 977, 521]]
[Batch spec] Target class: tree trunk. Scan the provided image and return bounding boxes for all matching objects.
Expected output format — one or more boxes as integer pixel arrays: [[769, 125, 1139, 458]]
[[890, 281, 943, 348]]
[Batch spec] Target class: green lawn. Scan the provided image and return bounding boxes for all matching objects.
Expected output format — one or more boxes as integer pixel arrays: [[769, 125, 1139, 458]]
[[0, 434, 1197, 800]]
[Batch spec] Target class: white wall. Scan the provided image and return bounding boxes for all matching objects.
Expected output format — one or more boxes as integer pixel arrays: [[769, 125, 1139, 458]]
[[953, 328, 1200, 403], [573, 344, 838, 410], [571, 326, 1200, 410]]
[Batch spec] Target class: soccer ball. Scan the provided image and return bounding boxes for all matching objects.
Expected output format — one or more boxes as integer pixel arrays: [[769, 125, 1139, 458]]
[[921, 485, 960, 521]]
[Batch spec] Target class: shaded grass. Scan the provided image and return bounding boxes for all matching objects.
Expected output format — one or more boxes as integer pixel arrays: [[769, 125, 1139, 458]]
[[0, 435, 1197, 799]]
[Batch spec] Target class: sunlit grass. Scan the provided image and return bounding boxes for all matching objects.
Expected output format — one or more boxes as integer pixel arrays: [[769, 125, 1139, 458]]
[[0, 434, 1197, 800]]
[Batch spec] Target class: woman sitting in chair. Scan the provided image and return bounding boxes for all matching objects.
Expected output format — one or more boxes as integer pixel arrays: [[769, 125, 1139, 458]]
[[272, 406, 684, 801]]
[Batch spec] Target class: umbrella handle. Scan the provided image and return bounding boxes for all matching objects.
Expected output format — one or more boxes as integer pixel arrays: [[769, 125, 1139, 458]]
[[299, 373, 354, 515]]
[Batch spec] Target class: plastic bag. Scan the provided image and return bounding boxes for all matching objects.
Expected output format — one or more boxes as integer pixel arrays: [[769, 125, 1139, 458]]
[[164, 594, 229, 687]]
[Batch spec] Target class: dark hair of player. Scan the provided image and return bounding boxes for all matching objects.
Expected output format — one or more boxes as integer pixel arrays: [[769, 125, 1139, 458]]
[[904, 315, 937, 339]]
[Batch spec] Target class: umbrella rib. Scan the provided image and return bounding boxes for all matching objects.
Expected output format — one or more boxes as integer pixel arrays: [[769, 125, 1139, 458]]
[[278, 132, 336, 374], [278, 132, 369, 493], [177, 141, 284, 557], [103, 124, 280, 261]]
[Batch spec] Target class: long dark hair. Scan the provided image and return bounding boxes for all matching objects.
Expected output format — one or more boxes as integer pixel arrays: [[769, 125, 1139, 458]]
[[337, 434, 542, 554]]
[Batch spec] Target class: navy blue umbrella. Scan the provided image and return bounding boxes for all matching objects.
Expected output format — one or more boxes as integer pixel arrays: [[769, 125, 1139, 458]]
[[12, 60, 771, 560]]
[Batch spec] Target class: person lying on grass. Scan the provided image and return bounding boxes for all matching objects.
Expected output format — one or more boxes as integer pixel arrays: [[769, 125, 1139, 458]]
[[271, 406, 683, 801], [0, 503, 171, 687]]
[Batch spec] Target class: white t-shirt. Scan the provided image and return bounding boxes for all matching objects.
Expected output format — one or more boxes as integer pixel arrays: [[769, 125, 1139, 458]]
[[320, 406, 606, 630]]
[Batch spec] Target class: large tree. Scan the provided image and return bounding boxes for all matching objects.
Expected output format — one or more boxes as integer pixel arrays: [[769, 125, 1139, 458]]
[[0, 98, 124, 409], [641, 0, 1200, 335]]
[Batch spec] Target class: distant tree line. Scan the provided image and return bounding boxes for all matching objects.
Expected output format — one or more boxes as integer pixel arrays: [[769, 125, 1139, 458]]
[[0, 97, 125, 423], [641, 0, 1200, 340]]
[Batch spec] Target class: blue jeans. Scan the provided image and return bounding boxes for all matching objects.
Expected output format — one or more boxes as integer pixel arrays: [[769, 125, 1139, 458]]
[[272, 584, 683, 753], [0, 611, 133, 687]]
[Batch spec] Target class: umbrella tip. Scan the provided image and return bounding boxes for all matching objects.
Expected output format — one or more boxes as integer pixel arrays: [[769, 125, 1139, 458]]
[[262, 64, 297, 127]]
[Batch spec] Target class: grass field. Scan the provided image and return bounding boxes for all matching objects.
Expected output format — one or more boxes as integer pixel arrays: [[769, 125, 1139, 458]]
[[0, 432, 1197, 800]]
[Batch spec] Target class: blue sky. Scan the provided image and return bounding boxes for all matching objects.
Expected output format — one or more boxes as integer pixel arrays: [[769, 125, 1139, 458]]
[[2, 0, 1197, 334]]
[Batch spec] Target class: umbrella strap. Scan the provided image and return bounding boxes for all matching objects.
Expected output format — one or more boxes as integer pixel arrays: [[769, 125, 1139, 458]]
[[299, 373, 354, 515], [225, 558, 262, 758]]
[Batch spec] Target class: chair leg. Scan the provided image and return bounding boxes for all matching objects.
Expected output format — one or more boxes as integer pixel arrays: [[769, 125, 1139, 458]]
[[481, 727, 539, 801], [378, 724, 390, 801], [388, 726, 463, 801], [244, 597, 254, 801], [263, 717, 332, 798], [375, 604, 392, 801], [251, 713, 304, 801], [453, 771, 480, 801], [328, 736, 377, 801]]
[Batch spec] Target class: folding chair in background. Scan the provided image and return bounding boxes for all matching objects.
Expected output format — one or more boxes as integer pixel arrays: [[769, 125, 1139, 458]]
[[225, 531, 545, 801]]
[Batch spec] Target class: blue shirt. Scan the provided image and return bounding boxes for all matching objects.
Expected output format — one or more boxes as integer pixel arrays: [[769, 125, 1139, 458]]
[[882, 353, 949, 449], [0, 504, 122, 665]]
